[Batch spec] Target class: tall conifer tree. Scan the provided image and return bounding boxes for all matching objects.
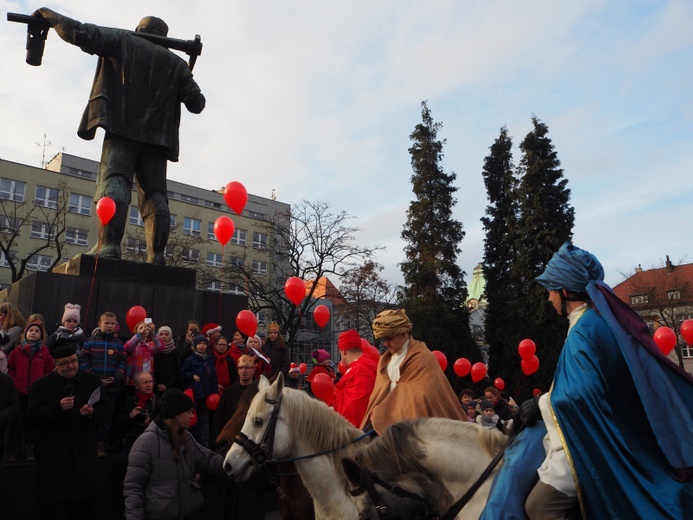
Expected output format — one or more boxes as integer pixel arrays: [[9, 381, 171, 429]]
[[513, 116, 575, 393], [481, 127, 522, 381], [400, 101, 478, 364]]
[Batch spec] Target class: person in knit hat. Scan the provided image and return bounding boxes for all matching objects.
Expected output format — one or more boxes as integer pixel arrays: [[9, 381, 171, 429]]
[[179, 334, 217, 447], [306, 348, 335, 396], [6, 321, 53, 462], [326, 329, 377, 427], [476, 399, 500, 430], [124, 387, 225, 519], [47, 303, 86, 353], [154, 325, 183, 394]]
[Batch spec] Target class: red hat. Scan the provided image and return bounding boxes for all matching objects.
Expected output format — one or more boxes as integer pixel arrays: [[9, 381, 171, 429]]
[[202, 322, 222, 336], [338, 329, 362, 351]]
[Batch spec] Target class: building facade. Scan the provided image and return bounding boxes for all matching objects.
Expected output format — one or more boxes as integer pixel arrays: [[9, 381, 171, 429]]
[[0, 153, 290, 299]]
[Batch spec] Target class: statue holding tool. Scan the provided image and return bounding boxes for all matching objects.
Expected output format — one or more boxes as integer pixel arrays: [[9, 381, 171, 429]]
[[8, 8, 206, 264]]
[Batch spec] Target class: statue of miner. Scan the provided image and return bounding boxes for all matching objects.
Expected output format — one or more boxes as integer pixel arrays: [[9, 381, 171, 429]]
[[34, 8, 206, 264]]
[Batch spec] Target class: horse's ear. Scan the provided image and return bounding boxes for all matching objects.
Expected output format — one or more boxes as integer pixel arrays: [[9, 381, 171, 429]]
[[341, 457, 364, 486], [258, 375, 270, 392], [268, 371, 284, 399]]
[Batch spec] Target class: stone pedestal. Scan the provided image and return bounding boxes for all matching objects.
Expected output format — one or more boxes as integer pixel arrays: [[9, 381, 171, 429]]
[[0, 255, 247, 336]]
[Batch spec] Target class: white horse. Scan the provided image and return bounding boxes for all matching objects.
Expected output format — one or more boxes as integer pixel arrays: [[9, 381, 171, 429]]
[[341, 418, 509, 520], [223, 374, 370, 520]]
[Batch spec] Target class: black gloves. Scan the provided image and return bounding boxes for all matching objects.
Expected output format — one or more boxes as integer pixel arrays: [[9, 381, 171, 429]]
[[519, 396, 542, 427]]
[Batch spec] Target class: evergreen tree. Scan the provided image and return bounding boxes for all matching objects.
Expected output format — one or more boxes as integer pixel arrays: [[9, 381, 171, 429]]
[[480, 126, 522, 384], [513, 116, 575, 395], [400, 101, 479, 366]]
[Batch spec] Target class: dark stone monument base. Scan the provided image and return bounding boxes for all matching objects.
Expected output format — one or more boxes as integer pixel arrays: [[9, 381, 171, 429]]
[[52, 254, 197, 288], [0, 256, 247, 335]]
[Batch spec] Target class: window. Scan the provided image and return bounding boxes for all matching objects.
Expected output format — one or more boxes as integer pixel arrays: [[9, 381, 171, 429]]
[[34, 186, 58, 209], [180, 194, 198, 204], [0, 179, 26, 202], [68, 193, 92, 215], [129, 206, 144, 226], [206, 281, 223, 292], [252, 260, 268, 275], [65, 227, 89, 246], [229, 284, 244, 295], [207, 252, 223, 267], [181, 248, 200, 263], [30, 222, 55, 240], [0, 250, 17, 268], [247, 210, 267, 220], [26, 254, 52, 272], [667, 290, 681, 300], [183, 217, 201, 236], [126, 237, 147, 253], [205, 200, 222, 209], [228, 256, 244, 268], [252, 232, 268, 249], [630, 295, 648, 305], [170, 214, 177, 228], [0, 216, 20, 234], [231, 228, 247, 246], [207, 221, 217, 241]]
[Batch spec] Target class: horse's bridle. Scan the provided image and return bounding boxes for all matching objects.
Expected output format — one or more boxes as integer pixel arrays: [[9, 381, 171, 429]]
[[234, 393, 283, 468], [349, 467, 439, 520]]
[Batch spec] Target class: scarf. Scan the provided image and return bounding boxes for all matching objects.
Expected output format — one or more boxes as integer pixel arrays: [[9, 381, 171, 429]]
[[21, 340, 42, 357], [135, 390, 153, 410], [160, 335, 176, 354], [214, 349, 231, 388]]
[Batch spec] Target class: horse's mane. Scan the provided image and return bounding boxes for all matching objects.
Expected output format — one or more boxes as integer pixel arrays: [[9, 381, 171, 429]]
[[351, 418, 508, 506]]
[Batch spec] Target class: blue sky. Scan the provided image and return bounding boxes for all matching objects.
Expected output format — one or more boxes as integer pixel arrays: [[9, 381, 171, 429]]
[[1, 0, 691, 289]]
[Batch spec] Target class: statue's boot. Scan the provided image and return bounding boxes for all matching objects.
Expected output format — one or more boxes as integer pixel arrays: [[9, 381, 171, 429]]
[[144, 214, 170, 265], [85, 208, 127, 259]]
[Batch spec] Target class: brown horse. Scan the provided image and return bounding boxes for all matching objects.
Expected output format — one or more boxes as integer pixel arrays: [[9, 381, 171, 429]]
[[216, 379, 315, 520]]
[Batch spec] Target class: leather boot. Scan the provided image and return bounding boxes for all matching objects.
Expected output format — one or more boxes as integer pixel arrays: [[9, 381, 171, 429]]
[[144, 213, 170, 265]]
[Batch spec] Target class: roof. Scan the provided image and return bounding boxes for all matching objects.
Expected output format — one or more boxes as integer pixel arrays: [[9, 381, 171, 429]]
[[612, 260, 693, 307], [304, 276, 346, 304]]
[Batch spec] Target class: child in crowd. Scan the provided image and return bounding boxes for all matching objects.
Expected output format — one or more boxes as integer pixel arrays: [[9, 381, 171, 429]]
[[245, 335, 271, 380], [154, 326, 182, 394], [179, 335, 218, 447], [46, 303, 86, 353], [6, 321, 53, 462], [465, 401, 478, 422], [212, 335, 237, 394], [476, 399, 500, 430], [459, 388, 475, 407], [80, 311, 127, 458], [124, 320, 164, 388], [262, 322, 291, 379], [0, 301, 26, 356]]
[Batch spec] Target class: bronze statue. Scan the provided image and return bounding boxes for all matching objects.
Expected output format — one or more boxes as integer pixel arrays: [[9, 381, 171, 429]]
[[11, 8, 206, 264]]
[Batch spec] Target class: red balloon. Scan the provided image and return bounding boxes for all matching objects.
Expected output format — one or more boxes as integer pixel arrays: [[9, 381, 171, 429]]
[[189, 408, 197, 428], [471, 362, 487, 383], [313, 305, 330, 328], [311, 373, 334, 403], [338, 360, 348, 374], [299, 362, 307, 374], [95, 196, 116, 225], [453, 358, 471, 377], [183, 388, 194, 400], [431, 350, 447, 371], [284, 277, 305, 306], [223, 181, 248, 215], [213, 216, 235, 246], [518, 339, 536, 360], [681, 320, 693, 345], [653, 326, 677, 355], [521, 355, 540, 376], [494, 378, 505, 391], [206, 393, 220, 411], [532, 388, 542, 397], [236, 310, 258, 337], [125, 305, 147, 333]]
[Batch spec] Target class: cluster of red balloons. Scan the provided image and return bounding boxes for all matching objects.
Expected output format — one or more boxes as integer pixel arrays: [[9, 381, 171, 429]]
[[451, 357, 488, 383], [518, 339, 540, 376], [652, 320, 693, 357], [236, 309, 258, 337]]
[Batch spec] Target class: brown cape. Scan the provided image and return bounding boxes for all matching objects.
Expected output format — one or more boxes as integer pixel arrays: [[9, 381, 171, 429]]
[[360, 338, 466, 434]]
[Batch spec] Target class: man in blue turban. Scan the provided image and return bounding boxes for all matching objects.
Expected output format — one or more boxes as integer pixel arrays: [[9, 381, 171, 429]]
[[523, 242, 693, 519]]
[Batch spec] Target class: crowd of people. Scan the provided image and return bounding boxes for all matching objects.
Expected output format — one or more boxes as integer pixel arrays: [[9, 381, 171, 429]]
[[1, 241, 690, 519]]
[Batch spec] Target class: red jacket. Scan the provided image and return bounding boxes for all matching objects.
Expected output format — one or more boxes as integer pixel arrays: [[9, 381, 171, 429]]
[[328, 355, 377, 427], [8, 342, 53, 395]]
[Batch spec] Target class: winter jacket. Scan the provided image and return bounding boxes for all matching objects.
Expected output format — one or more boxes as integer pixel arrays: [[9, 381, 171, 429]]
[[0, 325, 23, 355], [124, 333, 165, 385], [46, 326, 86, 353], [123, 419, 225, 520], [7, 341, 53, 395], [179, 352, 218, 400], [79, 331, 127, 382]]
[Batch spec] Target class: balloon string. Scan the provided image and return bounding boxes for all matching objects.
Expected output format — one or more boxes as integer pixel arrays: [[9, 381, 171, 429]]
[[85, 224, 103, 331], [514, 373, 526, 400], [219, 245, 224, 324]]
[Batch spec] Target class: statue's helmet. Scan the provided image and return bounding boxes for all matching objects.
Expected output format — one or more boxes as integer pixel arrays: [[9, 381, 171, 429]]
[[136, 16, 168, 37]]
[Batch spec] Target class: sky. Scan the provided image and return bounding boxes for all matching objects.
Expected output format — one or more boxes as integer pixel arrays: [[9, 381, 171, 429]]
[[1, 0, 691, 290]]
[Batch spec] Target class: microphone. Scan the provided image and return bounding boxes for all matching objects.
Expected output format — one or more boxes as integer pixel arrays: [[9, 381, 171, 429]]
[[64, 384, 75, 397]]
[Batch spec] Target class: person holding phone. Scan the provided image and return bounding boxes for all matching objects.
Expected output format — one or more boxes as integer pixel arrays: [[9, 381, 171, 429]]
[[124, 320, 165, 388]]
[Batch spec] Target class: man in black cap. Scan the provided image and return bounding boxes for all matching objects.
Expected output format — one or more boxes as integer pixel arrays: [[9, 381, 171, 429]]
[[27, 338, 108, 520]]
